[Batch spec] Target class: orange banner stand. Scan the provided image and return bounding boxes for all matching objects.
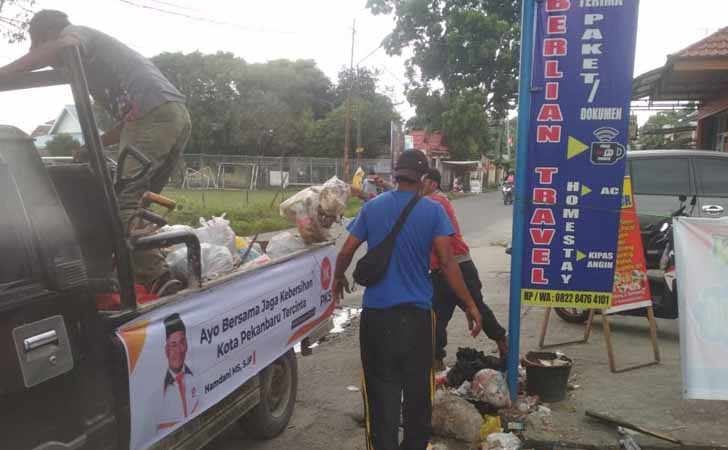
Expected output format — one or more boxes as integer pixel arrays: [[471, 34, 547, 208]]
[[539, 177, 660, 373]]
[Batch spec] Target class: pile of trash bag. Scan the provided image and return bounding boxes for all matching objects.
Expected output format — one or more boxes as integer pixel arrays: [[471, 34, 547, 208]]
[[280, 176, 349, 243], [162, 214, 239, 280], [167, 243, 235, 280], [266, 231, 307, 259], [447, 347, 505, 387]]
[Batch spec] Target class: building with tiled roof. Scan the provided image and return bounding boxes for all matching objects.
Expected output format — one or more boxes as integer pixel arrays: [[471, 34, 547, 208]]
[[633, 27, 728, 151], [407, 129, 450, 159], [674, 27, 728, 58]]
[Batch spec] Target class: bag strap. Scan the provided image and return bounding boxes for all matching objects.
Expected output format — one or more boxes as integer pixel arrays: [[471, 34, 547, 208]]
[[384, 193, 420, 242]]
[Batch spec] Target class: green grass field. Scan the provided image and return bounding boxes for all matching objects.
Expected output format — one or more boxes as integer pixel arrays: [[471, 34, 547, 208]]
[[159, 188, 363, 236]]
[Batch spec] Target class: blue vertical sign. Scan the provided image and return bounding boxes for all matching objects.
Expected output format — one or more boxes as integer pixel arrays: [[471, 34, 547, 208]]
[[519, 0, 640, 308]]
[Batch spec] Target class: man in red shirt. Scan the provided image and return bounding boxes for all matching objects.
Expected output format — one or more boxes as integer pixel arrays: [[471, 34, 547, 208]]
[[423, 169, 508, 368]]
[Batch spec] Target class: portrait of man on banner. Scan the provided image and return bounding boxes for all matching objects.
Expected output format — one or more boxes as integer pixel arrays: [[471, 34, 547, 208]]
[[158, 313, 201, 432]]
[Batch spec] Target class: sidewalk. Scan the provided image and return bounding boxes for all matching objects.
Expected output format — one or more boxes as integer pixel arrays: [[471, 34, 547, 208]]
[[442, 243, 728, 450]]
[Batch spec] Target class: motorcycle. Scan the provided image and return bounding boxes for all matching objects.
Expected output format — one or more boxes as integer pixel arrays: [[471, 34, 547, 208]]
[[502, 182, 514, 205]]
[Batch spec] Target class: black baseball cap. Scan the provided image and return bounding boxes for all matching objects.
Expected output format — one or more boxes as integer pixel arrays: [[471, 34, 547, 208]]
[[424, 168, 441, 186], [395, 150, 429, 182]]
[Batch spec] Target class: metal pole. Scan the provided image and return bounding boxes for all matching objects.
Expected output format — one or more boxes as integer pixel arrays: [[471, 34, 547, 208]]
[[343, 19, 355, 181], [507, 0, 536, 401], [390, 121, 395, 177], [61, 46, 137, 312]]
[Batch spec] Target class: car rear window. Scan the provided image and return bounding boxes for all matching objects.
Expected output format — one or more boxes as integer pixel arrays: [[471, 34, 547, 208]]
[[630, 157, 691, 196], [694, 158, 728, 197]]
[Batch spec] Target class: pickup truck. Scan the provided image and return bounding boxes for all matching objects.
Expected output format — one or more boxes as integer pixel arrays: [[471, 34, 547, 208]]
[[1, 47, 336, 450]]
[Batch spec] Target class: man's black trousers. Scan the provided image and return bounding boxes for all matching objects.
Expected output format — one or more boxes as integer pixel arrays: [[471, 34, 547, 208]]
[[431, 259, 506, 361], [360, 305, 434, 450]]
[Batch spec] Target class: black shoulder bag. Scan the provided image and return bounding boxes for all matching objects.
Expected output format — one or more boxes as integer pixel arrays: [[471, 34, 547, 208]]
[[353, 194, 420, 287]]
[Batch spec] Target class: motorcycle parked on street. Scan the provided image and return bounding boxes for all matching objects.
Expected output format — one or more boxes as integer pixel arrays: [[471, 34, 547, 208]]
[[502, 182, 514, 205]]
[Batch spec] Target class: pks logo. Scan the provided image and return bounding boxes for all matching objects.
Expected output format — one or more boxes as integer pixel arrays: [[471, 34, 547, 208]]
[[321, 257, 332, 290]]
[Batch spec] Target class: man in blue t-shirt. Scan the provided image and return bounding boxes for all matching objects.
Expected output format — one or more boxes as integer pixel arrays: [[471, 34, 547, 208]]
[[333, 150, 483, 450]]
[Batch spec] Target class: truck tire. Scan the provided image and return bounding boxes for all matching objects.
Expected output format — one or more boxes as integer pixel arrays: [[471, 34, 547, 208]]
[[241, 349, 298, 439], [554, 307, 590, 324]]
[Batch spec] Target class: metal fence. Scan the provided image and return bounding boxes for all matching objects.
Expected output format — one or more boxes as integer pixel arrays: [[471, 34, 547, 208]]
[[173, 154, 393, 190]]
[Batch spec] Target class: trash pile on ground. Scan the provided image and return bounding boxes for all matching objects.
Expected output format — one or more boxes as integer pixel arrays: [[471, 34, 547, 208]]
[[432, 347, 575, 450]]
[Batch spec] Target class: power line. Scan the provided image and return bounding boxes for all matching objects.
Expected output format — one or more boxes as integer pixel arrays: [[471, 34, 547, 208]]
[[120, 0, 353, 37], [379, 64, 407, 85], [357, 43, 383, 66], [119, 0, 298, 35], [146, 0, 199, 12]]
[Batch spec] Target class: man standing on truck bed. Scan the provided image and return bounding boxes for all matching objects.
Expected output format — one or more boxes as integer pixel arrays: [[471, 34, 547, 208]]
[[0, 10, 190, 293], [422, 168, 508, 369], [333, 151, 483, 450]]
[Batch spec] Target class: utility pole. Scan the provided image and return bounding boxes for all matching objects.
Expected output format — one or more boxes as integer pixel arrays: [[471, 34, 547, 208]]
[[343, 19, 355, 180], [356, 66, 362, 162]]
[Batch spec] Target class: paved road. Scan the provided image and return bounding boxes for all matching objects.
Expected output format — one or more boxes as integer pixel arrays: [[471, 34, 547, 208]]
[[211, 190, 728, 450], [453, 192, 512, 241], [210, 191, 509, 450]]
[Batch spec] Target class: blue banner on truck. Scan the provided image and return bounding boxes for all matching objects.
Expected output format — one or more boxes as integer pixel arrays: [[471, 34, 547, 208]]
[[520, 0, 640, 308]]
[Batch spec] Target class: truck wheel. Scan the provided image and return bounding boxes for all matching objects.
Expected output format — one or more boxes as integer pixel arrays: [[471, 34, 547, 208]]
[[241, 349, 298, 439], [554, 308, 590, 324]]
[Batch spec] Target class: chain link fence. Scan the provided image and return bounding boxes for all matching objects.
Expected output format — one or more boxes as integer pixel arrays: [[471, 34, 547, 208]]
[[173, 154, 393, 190]]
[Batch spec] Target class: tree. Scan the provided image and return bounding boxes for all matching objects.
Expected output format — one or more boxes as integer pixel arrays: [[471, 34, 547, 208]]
[[45, 133, 80, 157], [367, 0, 520, 158], [304, 67, 400, 158], [638, 110, 696, 149], [0, 0, 35, 44], [151, 52, 398, 158]]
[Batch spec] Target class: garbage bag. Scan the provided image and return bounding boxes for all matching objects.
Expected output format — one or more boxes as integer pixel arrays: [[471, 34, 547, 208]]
[[485, 432, 521, 450], [280, 177, 350, 243], [237, 244, 261, 264], [241, 253, 272, 270], [351, 167, 365, 190], [480, 415, 503, 441], [167, 243, 234, 280], [266, 232, 307, 259], [470, 369, 511, 408], [319, 176, 350, 217], [195, 214, 237, 255], [447, 347, 505, 387], [279, 186, 326, 242], [160, 224, 195, 234], [431, 391, 483, 444]]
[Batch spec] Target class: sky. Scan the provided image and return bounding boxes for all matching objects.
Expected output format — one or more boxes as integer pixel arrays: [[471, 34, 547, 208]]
[[0, 0, 726, 133]]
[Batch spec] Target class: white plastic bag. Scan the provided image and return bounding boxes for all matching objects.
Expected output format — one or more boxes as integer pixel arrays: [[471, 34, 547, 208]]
[[159, 224, 195, 234], [166, 243, 235, 280], [486, 433, 521, 450], [195, 214, 237, 255], [265, 232, 308, 259], [470, 369, 511, 408], [319, 176, 350, 216]]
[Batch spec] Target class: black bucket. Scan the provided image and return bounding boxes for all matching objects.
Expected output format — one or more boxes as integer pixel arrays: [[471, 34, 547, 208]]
[[524, 351, 573, 403]]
